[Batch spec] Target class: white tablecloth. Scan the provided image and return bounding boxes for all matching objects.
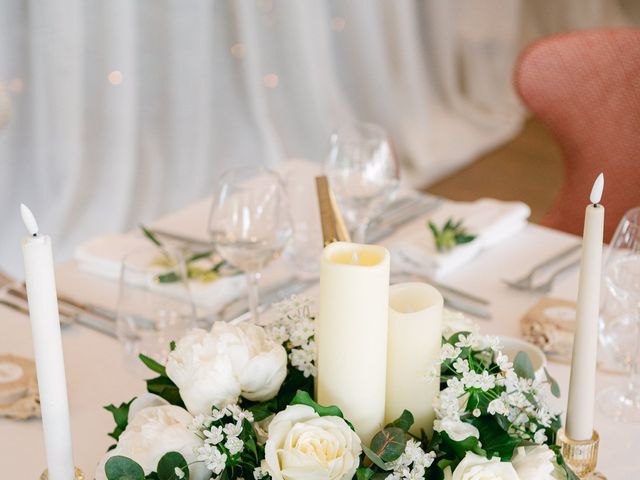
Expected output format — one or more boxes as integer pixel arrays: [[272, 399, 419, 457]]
[[1, 203, 639, 478]]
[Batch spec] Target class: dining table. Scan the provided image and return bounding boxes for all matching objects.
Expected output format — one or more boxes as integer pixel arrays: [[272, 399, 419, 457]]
[[1, 193, 638, 479]]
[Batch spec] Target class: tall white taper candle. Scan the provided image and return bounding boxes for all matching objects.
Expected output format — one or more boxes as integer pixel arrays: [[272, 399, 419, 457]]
[[385, 283, 443, 436], [20, 204, 75, 479], [317, 242, 390, 444], [565, 174, 605, 441]]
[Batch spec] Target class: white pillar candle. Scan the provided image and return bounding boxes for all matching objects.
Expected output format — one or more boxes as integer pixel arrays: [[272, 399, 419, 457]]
[[565, 174, 605, 441], [20, 204, 75, 479], [385, 283, 443, 436], [317, 242, 390, 444]]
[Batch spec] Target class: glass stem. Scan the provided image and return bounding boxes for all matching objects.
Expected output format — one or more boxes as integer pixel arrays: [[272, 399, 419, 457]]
[[628, 307, 640, 400], [246, 271, 261, 324]]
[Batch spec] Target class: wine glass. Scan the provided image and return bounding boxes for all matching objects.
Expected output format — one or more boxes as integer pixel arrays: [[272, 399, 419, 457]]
[[208, 167, 293, 324], [599, 206, 640, 422], [325, 122, 399, 243], [116, 246, 196, 368]]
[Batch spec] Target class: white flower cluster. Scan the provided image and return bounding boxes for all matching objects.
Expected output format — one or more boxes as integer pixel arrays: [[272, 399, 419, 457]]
[[385, 439, 436, 480], [435, 332, 558, 445], [268, 295, 317, 378], [192, 404, 255, 475]]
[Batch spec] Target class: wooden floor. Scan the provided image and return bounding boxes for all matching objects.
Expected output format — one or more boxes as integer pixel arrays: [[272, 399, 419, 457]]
[[424, 119, 564, 224]]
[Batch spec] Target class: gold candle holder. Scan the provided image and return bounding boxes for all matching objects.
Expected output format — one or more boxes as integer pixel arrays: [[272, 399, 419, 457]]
[[556, 428, 607, 479], [40, 466, 85, 480]]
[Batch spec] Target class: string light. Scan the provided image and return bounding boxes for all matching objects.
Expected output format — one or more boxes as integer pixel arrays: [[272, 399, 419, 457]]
[[331, 17, 346, 32], [263, 74, 279, 89], [230, 43, 246, 59], [108, 70, 123, 85], [9, 78, 24, 93]]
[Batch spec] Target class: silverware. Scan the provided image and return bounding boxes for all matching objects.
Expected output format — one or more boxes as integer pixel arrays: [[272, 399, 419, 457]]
[[390, 272, 492, 319], [529, 259, 580, 295], [502, 244, 580, 291], [367, 196, 442, 243], [392, 255, 490, 305]]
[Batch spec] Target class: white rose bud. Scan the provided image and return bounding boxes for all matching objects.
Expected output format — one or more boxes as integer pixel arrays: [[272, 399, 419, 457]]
[[264, 404, 362, 480], [95, 405, 208, 480], [444, 452, 519, 480], [433, 418, 480, 442], [166, 323, 287, 415], [512, 445, 564, 480]]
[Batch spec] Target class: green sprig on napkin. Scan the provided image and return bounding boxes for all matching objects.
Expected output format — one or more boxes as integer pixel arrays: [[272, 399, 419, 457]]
[[428, 218, 477, 253]]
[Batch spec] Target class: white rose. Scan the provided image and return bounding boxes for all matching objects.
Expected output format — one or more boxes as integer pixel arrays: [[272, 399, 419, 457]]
[[166, 323, 287, 415], [434, 418, 480, 442], [512, 445, 563, 480], [95, 405, 208, 480], [264, 404, 362, 480], [444, 452, 519, 480]]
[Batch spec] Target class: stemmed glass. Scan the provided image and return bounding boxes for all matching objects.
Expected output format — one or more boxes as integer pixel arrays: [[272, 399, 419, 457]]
[[599, 206, 640, 422], [116, 246, 196, 367], [325, 122, 399, 243], [208, 167, 293, 324]]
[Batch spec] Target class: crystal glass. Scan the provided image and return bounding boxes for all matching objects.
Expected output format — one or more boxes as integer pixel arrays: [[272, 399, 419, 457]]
[[325, 122, 399, 243], [208, 167, 293, 324], [116, 246, 196, 367], [599, 206, 640, 422]]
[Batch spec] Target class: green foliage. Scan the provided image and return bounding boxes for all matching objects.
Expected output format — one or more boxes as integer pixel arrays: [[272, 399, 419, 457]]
[[105, 456, 145, 480], [140, 225, 163, 247], [469, 416, 520, 461], [290, 390, 346, 419], [550, 445, 580, 480], [157, 452, 189, 480], [139, 353, 166, 376], [431, 430, 485, 463], [104, 398, 135, 444], [370, 427, 407, 462], [428, 218, 477, 253], [544, 367, 561, 398], [145, 375, 184, 407], [513, 351, 535, 380], [384, 410, 414, 433]]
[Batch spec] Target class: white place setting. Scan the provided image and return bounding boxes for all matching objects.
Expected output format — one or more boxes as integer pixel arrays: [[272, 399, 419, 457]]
[[2, 151, 640, 480]]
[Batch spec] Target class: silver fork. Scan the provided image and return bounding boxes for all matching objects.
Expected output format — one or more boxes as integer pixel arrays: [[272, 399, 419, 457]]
[[529, 259, 580, 295], [503, 244, 580, 291]]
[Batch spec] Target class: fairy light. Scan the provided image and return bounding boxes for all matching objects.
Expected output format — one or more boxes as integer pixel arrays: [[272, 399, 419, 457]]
[[10, 78, 24, 93], [230, 43, 246, 59], [263, 74, 279, 89], [331, 17, 346, 32], [108, 70, 123, 85]]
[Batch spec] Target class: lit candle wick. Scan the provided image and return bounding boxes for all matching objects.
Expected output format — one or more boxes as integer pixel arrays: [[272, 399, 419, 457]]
[[20, 203, 39, 237], [589, 172, 604, 206], [351, 250, 359, 264]]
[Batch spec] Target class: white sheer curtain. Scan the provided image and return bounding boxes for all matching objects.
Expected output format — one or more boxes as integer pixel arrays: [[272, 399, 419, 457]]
[[0, 0, 631, 276]]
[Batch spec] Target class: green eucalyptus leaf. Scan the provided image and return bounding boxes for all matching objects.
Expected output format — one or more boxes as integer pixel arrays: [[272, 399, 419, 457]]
[[435, 430, 485, 461], [544, 367, 561, 398], [157, 272, 180, 283], [370, 427, 407, 462], [361, 445, 388, 470], [146, 376, 184, 407], [385, 410, 414, 433], [186, 250, 213, 263], [105, 456, 145, 480], [157, 451, 189, 480], [139, 354, 166, 376], [355, 467, 376, 480], [513, 351, 535, 380]]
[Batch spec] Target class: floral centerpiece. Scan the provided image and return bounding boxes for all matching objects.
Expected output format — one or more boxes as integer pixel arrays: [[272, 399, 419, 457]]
[[98, 297, 577, 480]]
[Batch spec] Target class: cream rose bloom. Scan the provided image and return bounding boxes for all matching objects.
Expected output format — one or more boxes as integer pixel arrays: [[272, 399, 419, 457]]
[[95, 405, 208, 480], [434, 418, 480, 442], [264, 404, 362, 480], [512, 445, 563, 480], [444, 452, 519, 480], [166, 322, 287, 415]]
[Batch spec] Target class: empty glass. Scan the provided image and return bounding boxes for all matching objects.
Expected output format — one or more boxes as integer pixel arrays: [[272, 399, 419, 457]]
[[599, 206, 640, 422], [208, 167, 293, 324], [325, 122, 399, 243], [116, 246, 196, 367]]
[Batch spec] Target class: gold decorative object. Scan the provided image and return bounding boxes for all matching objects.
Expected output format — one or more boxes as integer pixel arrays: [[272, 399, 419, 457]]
[[557, 428, 606, 479], [0, 354, 40, 420], [315, 175, 351, 246], [40, 466, 85, 480]]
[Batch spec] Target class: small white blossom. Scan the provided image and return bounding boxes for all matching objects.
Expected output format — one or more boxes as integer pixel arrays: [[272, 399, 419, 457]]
[[440, 343, 462, 360], [223, 421, 243, 437], [534, 429, 548, 444], [203, 426, 224, 445], [253, 466, 267, 480], [225, 435, 245, 455], [487, 398, 507, 415], [472, 408, 481, 417], [174, 467, 185, 479], [453, 358, 470, 374], [196, 444, 228, 474], [455, 334, 473, 348]]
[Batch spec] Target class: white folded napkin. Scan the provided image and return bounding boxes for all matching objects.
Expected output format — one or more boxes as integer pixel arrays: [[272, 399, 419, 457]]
[[392, 198, 530, 278], [74, 234, 245, 310]]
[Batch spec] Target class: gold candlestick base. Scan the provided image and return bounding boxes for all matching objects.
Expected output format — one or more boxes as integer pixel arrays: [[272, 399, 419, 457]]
[[556, 428, 606, 479], [40, 466, 85, 480]]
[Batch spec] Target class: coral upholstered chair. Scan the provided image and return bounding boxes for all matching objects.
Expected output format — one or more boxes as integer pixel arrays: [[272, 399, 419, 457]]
[[514, 28, 640, 242]]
